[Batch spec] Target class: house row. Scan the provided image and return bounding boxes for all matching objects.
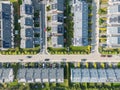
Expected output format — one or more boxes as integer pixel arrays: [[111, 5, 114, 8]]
[[0, 68, 64, 83], [17, 68, 64, 83], [20, 0, 34, 48], [71, 0, 88, 46], [20, 0, 42, 48], [107, 0, 120, 47], [0, 1, 14, 49], [71, 68, 120, 83], [0, 0, 42, 49], [47, 0, 64, 48]]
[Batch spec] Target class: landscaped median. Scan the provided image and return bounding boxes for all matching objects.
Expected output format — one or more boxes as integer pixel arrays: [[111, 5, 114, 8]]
[[47, 45, 91, 55], [0, 47, 40, 55], [99, 47, 120, 55]]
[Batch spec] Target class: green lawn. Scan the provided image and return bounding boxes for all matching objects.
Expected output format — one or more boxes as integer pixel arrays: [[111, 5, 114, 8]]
[[10, 0, 17, 3]]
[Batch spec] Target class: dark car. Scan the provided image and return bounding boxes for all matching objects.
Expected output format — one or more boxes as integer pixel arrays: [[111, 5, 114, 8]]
[[45, 59, 50, 61], [27, 56, 32, 58], [107, 55, 112, 57], [101, 55, 106, 57]]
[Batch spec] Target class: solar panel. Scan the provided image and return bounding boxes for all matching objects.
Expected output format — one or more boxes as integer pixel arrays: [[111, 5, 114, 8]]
[[58, 25, 63, 33], [118, 37, 120, 44], [25, 28, 33, 37], [51, 4, 57, 10], [118, 5, 120, 12], [118, 27, 120, 33], [118, 16, 120, 23], [57, 36, 63, 45], [26, 39, 33, 48], [82, 38, 88, 46], [25, 4, 32, 15], [25, 17, 33, 26], [2, 3, 12, 48], [3, 41, 10, 48], [58, 16, 63, 22]]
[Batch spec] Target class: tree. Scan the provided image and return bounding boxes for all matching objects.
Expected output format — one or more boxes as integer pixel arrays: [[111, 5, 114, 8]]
[[46, 5, 51, 11], [47, 16, 51, 21], [47, 27, 51, 32]]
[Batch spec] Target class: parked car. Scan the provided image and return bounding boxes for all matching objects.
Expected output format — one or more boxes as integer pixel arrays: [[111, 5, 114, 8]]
[[27, 56, 32, 58], [101, 55, 106, 57], [45, 59, 50, 61], [107, 55, 112, 57]]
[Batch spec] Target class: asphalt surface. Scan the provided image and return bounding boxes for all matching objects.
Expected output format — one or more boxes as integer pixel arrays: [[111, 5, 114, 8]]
[[40, 3, 46, 53]]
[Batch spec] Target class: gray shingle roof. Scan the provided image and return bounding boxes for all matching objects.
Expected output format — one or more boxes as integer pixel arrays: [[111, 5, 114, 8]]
[[26, 68, 33, 82], [2, 3, 12, 48], [41, 69, 48, 80], [71, 68, 81, 82], [71, 68, 120, 83], [17, 68, 64, 83], [56, 68, 64, 83], [34, 68, 41, 79], [49, 68, 56, 80]]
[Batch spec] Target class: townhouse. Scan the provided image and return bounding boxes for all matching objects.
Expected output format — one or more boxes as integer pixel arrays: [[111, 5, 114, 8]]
[[17, 68, 64, 83], [47, 0, 64, 48], [0, 68, 14, 83], [72, 0, 88, 46], [0, 1, 14, 49], [71, 68, 120, 83], [20, 0, 34, 48]]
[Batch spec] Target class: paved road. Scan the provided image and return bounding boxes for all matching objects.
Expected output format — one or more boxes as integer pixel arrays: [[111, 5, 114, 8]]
[[0, 54, 120, 63], [91, 0, 99, 55], [40, 3, 46, 54]]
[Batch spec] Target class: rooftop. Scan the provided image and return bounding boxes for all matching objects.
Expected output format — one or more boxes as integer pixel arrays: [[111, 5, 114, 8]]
[[81, 69, 90, 78], [114, 69, 120, 81], [97, 69, 107, 78], [26, 39, 33, 48], [108, 4, 120, 14], [26, 68, 33, 82], [25, 4, 33, 15], [51, 36, 64, 48], [34, 68, 41, 79], [25, 17, 33, 26], [107, 36, 120, 46], [2, 3, 12, 48], [108, 15, 120, 25], [25, 28, 33, 37], [17, 68, 64, 83], [107, 26, 120, 35], [41, 69, 49, 80], [49, 68, 56, 81], [89, 69, 98, 78], [72, 0, 88, 46], [50, 0, 64, 11], [71, 68, 81, 82]]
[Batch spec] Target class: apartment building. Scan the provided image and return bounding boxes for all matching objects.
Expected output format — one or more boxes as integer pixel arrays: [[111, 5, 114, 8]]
[[72, 0, 88, 46]]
